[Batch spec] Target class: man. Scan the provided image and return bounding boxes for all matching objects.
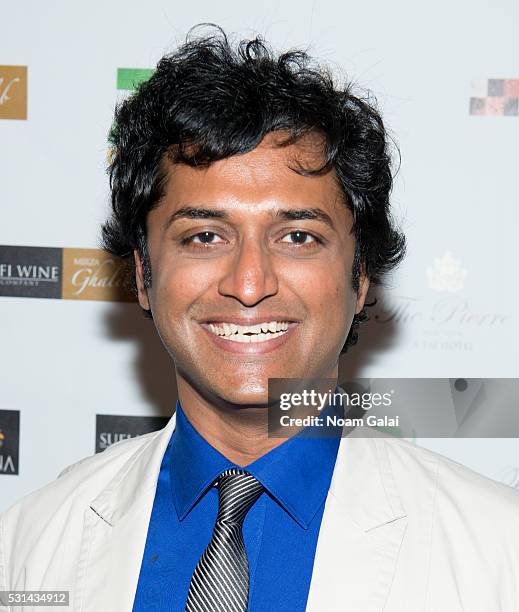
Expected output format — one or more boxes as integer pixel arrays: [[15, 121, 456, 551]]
[[1, 26, 519, 612]]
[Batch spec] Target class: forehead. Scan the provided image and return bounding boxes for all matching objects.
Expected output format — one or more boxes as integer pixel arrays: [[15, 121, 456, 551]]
[[161, 131, 346, 213]]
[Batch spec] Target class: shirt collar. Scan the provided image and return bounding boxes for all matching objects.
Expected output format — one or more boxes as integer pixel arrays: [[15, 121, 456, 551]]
[[169, 395, 343, 529], [169, 400, 235, 522]]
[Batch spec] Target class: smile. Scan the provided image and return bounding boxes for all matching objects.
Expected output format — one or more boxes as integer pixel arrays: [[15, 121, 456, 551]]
[[208, 321, 290, 343]]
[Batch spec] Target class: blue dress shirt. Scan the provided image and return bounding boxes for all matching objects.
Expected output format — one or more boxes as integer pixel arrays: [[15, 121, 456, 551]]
[[132, 398, 343, 611]]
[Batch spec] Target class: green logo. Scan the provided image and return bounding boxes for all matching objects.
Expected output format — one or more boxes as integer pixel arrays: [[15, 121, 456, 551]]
[[116, 68, 154, 91]]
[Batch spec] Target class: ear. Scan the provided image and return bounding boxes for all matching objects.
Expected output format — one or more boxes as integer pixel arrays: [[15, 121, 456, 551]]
[[133, 249, 150, 310], [355, 269, 370, 314]]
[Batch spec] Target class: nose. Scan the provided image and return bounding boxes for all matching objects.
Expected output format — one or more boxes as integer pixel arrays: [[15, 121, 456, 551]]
[[217, 237, 279, 306]]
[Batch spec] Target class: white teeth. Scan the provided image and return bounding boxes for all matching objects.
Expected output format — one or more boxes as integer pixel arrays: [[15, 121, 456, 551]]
[[220, 331, 287, 343], [207, 320, 291, 341]]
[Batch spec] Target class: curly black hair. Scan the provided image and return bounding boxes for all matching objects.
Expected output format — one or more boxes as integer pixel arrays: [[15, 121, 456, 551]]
[[101, 24, 406, 353]]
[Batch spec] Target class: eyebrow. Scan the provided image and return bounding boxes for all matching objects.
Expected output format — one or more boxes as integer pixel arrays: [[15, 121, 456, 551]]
[[164, 206, 336, 231]]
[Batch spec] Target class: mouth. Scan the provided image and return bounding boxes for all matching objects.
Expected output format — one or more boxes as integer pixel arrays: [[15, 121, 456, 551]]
[[206, 320, 293, 342], [198, 319, 299, 353]]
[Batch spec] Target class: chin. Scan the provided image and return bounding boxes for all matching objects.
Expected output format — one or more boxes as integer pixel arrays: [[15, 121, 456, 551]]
[[216, 385, 270, 407]]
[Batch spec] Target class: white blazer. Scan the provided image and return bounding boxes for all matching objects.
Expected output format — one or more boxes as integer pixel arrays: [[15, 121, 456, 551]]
[[1, 412, 519, 611]]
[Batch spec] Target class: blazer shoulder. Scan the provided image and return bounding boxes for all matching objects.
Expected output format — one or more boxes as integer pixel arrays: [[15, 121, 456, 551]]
[[57, 428, 159, 478], [0, 429, 159, 529], [379, 434, 519, 522]]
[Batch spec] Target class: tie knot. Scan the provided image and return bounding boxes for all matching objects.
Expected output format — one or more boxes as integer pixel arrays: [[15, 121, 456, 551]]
[[216, 468, 264, 526]]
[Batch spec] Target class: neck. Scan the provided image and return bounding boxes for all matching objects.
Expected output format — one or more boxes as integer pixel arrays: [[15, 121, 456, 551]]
[[176, 372, 338, 466]]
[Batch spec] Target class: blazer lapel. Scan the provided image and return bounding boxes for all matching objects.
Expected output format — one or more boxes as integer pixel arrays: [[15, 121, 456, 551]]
[[73, 412, 178, 612], [306, 428, 408, 611]]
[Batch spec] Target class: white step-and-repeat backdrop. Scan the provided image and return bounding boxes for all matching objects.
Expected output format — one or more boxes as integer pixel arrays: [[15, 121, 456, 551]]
[[1, 0, 518, 511]]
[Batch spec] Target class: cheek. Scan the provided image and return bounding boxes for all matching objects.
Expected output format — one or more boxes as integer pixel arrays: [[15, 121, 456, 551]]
[[296, 277, 349, 322], [289, 256, 348, 295], [318, 277, 355, 333], [152, 260, 212, 322]]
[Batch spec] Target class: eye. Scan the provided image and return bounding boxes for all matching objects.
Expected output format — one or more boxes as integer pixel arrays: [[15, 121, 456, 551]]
[[181, 231, 225, 246], [279, 230, 322, 246]]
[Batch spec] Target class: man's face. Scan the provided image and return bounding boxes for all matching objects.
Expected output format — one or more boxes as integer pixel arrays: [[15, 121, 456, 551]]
[[135, 131, 369, 406]]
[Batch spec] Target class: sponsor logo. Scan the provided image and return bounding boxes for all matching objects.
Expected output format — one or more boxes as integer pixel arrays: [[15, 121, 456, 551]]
[[426, 251, 468, 292], [116, 67, 154, 91], [358, 251, 509, 354], [470, 79, 519, 116], [95, 414, 170, 453], [372, 295, 508, 329], [366, 293, 509, 353], [0, 246, 62, 299], [0, 65, 27, 120], [0, 245, 135, 302], [0, 410, 20, 475], [62, 248, 134, 302]]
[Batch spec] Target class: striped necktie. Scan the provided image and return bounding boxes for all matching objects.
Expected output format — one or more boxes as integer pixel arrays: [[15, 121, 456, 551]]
[[185, 468, 264, 612]]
